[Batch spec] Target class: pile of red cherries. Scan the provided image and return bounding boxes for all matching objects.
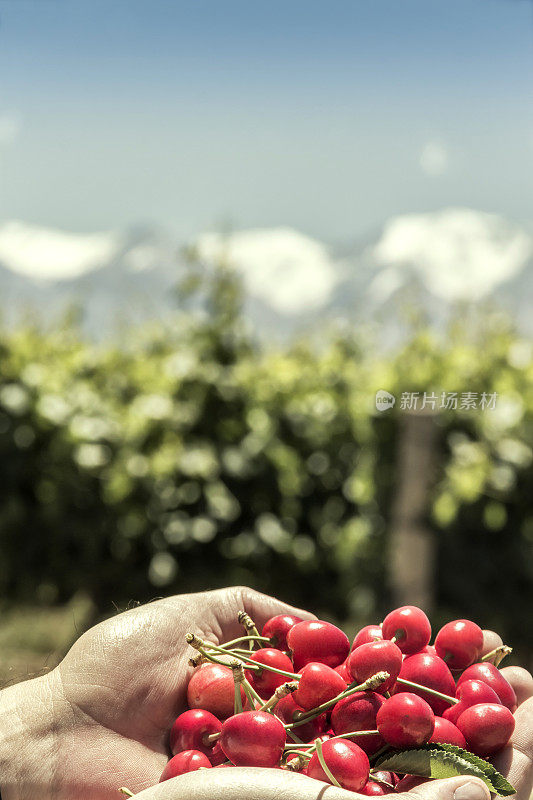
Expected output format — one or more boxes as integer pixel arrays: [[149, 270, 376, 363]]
[[160, 606, 517, 794]]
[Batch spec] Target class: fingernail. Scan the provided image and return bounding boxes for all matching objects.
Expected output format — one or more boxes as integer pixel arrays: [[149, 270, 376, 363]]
[[453, 781, 488, 800]]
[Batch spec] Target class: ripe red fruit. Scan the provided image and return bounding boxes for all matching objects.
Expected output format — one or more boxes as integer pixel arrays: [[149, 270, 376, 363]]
[[360, 781, 390, 795], [307, 739, 370, 792], [334, 660, 352, 683], [456, 703, 515, 757], [287, 620, 350, 670], [382, 606, 431, 654], [443, 679, 501, 726], [376, 693, 435, 747], [434, 620, 484, 670], [348, 640, 403, 693], [429, 717, 467, 748], [208, 741, 227, 766], [330, 690, 385, 755], [220, 710, 286, 767], [371, 771, 399, 787], [187, 663, 246, 719], [262, 614, 303, 651], [457, 663, 517, 712], [352, 625, 384, 651], [393, 653, 456, 716], [245, 648, 295, 699], [294, 662, 347, 710], [159, 750, 211, 782], [169, 709, 222, 757], [274, 693, 327, 742]]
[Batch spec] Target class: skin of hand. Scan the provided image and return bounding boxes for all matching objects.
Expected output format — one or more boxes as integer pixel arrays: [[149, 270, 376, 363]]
[[0, 595, 531, 800]]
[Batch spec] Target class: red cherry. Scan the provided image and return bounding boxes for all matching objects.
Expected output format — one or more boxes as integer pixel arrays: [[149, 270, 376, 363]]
[[382, 606, 431, 654], [287, 620, 350, 670], [208, 741, 227, 766], [262, 614, 303, 651], [429, 717, 467, 748], [330, 690, 385, 755], [220, 710, 286, 767], [376, 692, 435, 747], [393, 653, 456, 716], [170, 709, 222, 757], [159, 750, 211, 782], [457, 663, 517, 712], [419, 645, 437, 656], [348, 640, 403, 693], [274, 693, 327, 742], [352, 625, 384, 651], [360, 781, 390, 795], [456, 703, 515, 756], [443, 680, 501, 726], [334, 660, 352, 683], [307, 738, 370, 792], [245, 648, 295, 699], [187, 663, 247, 719], [372, 771, 399, 787], [435, 620, 484, 670], [294, 662, 347, 710]]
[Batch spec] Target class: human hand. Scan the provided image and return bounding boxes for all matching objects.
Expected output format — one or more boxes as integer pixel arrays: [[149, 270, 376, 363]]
[[0, 586, 314, 799]]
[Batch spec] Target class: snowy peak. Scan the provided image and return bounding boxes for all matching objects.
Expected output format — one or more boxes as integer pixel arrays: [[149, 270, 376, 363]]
[[370, 208, 533, 302], [0, 220, 123, 282], [195, 227, 340, 314]]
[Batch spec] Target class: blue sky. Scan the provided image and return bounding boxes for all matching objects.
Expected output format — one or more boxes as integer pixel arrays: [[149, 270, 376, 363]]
[[0, 0, 532, 241]]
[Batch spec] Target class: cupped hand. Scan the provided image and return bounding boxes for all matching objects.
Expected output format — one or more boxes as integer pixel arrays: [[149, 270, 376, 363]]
[[0, 587, 314, 799]]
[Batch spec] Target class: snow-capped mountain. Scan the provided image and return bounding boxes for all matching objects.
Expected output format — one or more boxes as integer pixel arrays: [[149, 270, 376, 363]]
[[0, 209, 532, 341]]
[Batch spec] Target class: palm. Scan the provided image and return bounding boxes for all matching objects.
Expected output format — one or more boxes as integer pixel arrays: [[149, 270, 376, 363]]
[[53, 588, 307, 799]]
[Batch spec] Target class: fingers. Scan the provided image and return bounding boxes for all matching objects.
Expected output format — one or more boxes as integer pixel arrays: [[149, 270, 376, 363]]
[[492, 697, 533, 800], [500, 666, 533, 707], [132, 767, 355, 800], [480, 629, 503, 656], [398, 776, 490, 800]]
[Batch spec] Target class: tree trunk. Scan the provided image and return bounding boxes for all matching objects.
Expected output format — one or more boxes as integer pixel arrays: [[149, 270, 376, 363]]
[[388, 411, 439, 613]]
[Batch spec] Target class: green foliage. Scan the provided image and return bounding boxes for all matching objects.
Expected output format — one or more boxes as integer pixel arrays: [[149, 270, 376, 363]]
[[0, 269, 532, 661]]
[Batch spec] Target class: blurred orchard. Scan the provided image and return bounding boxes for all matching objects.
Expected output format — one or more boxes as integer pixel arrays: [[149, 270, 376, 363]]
[[1, 262, 532, 679]]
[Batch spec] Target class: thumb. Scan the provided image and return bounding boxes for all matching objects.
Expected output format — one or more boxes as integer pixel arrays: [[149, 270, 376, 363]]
[[398, 776, 491, 800]]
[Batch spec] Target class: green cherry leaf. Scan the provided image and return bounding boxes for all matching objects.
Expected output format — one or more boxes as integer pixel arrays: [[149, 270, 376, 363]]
[[374, 745, 515, 796]]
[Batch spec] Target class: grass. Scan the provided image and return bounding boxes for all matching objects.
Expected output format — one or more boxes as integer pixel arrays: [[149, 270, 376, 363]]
[[0, 594, 95, 686]]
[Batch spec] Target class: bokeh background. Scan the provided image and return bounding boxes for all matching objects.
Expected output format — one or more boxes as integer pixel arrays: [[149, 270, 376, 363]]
[[0, 0, 532, 683]]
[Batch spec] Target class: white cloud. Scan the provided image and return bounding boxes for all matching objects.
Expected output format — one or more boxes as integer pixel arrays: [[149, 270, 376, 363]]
[[195, 227, 339, 314], [0, 113, 21, 148], [0, 220, 122, 281], [372, 208, 533, 301], [419, 140, 449, 177]]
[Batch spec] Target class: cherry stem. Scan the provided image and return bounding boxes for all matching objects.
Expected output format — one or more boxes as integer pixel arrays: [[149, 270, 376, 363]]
[[286, 671, 390, 728], [242, 677, 263, 709], [259, 681, 299, 713], [284, 730, 380, 758], [315, 737, 342, 789], [205, 641, 299, 680], [119, 790, 134, 798], [237, 610, 261, 650], [231, 660, 245, 714], [395, 677, 458, 705], [218, 635, 271, 649], [481, 645, 513, 667], [204, 731, 221, 745], [186, 634, 261, 671]]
